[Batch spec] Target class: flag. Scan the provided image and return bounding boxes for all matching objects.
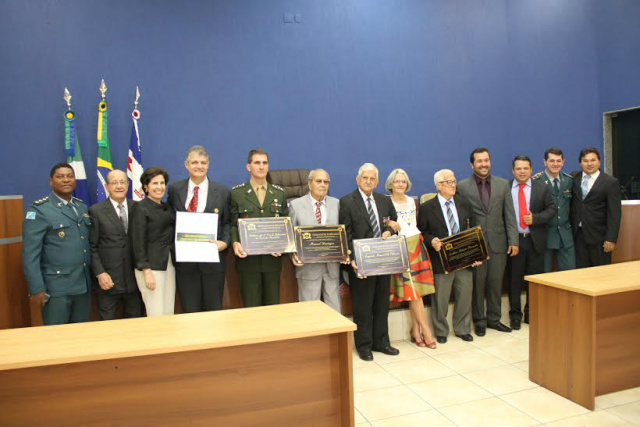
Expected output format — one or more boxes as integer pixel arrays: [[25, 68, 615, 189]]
[[96, 98, 113, 202], [64, 109, 91, 205], [127, 107, 144, 200]]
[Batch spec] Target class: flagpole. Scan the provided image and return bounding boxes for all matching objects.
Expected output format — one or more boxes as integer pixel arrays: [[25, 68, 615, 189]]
[[96, 79, 113, 203], [63, 88, 91, 204], [127, 86, 144, 200]]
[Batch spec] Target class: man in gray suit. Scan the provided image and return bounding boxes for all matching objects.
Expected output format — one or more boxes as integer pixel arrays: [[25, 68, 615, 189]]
[[289, 169, 341, 312], [457, 147, 519, 336]]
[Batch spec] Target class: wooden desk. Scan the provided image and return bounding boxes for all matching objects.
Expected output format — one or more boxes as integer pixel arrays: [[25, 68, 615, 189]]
[[0, 301, 356, 427], [526, 261, 640, 409]]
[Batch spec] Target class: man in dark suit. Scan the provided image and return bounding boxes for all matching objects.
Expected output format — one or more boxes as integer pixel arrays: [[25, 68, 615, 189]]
[[508, 156, 556, 329], [89, 169, 142, 320], [167, 146, 231, 312], [570, 147, 622, 267], [419, 169, 478, 344], [340, 163, 399, 361], [457, 147, 519, 336]]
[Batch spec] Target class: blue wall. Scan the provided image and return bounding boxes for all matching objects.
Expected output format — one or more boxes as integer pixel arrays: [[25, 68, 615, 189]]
[[1, 0, 639, 206]]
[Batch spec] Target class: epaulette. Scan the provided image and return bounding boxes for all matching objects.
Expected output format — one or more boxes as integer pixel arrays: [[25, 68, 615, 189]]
[[531, 171, 544, 181], [231, 183, 246, 190], [271, 184, 284, 191], [562, 171, 572, 178], [72, 196, 85, 204], [33, 196, 49, 205]]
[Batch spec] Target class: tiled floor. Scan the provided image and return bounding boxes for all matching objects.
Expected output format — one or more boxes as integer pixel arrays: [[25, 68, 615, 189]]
[[352, 308, 640, 427]]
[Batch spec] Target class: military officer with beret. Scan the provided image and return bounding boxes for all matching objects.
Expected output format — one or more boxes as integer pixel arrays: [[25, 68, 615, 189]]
[[22, 163, 92, 325], [231, 149, 288, 307], [533, 147, 576, 272]]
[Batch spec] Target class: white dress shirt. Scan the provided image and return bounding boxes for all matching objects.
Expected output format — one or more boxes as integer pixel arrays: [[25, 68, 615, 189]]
[[185, 177, 208, 212], [310, 195, 327, 225], [437, 194, 460, 236], [359, 189, 380, 227]]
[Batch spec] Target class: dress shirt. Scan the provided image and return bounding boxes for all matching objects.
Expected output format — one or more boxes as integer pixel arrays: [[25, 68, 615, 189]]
[[582, 170, 600, 196], [511, 179, 532, 233], [310, 195, 327, 225], [54, 193, 78, 216], [109, 197, 128, 218], [474, 174, 492, 208], [359, 189, 380, 228], [437, 193, 460, 236], [185, 178, 209, 212]]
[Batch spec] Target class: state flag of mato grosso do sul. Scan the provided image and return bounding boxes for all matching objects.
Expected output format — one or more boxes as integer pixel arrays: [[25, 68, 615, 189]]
[[95, 80, 113, 203], [64, 108, 91, 205]]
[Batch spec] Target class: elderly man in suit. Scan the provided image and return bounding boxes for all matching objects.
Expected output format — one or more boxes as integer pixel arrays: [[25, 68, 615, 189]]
[[457, 147, 519, 336], [89, 169, 142, 320], [419, 169, 478, 344], [289, 169, 342, 312], [570, 147, 622, 268], [508, 156, 556, 329], [167, 146, 231, 312], [340, 163, 399, 361]]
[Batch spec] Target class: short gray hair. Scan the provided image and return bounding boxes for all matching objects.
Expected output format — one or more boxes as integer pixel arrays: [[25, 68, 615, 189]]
[[358, 163, 378, 177], [308, 169, 330, 182], [433, 169, 455, 186], [184, 145, 209, 162], [385, 168, 412, 192]]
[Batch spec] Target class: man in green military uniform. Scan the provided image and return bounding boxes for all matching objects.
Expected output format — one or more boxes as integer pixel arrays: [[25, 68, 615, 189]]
[[533, 148, 576, 271], [22, 163, 92, 325], [231, 149, 288, 307]]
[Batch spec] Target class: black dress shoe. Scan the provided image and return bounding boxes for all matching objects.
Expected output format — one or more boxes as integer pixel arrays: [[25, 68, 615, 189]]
[[455, 334, 474, 342], [475, 325, 486, 337], [488, 322, 512, 332], [436, 336, 447, 344], [358, 350, 374, 361], [372, 345, 400, 356], [511, 320, 521, 330]]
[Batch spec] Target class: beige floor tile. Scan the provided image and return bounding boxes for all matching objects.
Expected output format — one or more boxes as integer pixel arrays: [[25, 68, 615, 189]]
[[501, 387, 590, 424], [440, 397, 538, 427], [510, 323, 530, 340], [481, 339, 529, 363], [543, 410, 634, 427], [370, 409, 457, 427], [354, 364, 401, 392], [382, 357, 455, 384], [353, 348, 375, 369], [355, 408, 366, 424], [431, 348, 507, 373], [388, 310, 405, 342], [416, 335, 476, 355], [356, 423, 372, 427], [408, 375, 492, 408], [468, 329, 521, 349], [463, 364, 538, 395], [513, 360, 529, 373], [595, 387, 640, 409], [373, 340, 429, 365], [607, 401, 640, 425], [355, 385, 432, 421]]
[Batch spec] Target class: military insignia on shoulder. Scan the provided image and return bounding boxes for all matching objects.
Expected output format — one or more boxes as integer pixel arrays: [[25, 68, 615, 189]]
[[25, 211, 36, 220], [272, 184, 284, 191], [33, 196, 49, 205], [562, 172, 572, 178], [532, 171, 544, 180], [231, 183, 246, 190], [72, 196, 85, 204]]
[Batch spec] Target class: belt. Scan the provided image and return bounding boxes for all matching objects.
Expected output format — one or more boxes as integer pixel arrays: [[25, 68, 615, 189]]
[[518, 232, 530, 238]]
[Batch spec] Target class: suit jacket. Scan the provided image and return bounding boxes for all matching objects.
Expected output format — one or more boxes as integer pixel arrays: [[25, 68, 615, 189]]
[[289, 193, 340, 280], [89, 199, 138, 294], [533, 171, 574, 249], [509, 179, 557, 254], [457, 175, 518, 254], [570, 170, 622, 244], [418, 194, 473, 275], [167, 178, 231, 272], [339, 189, 397, 253], [130, 198, 175, 271]]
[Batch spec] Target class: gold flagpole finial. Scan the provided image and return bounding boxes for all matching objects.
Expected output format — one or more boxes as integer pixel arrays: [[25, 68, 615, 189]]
[[99, 79, 107, 99], [63, 88, 72, 109], [134, 86, 140, 108]]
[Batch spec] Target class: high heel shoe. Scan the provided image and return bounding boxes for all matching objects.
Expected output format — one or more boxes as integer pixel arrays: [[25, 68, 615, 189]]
[[410, 331, 427, 348], [423, 339, 437, 349]]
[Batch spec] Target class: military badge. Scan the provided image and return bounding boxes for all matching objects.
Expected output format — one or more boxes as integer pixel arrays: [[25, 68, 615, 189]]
[[25, 212, 36, 220], [58, 231, 66, 238]]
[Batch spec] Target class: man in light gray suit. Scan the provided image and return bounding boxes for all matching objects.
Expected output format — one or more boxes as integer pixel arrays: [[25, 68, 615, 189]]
[[289, 169, 341, 312], [457, 147, 519, 336]]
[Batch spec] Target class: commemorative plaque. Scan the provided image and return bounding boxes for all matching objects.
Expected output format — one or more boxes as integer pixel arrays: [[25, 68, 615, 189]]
[[294, 225, 349, 263], [353, 235, 410, 277], [238, 217, 296, 255], [438, 226, 489, 274]]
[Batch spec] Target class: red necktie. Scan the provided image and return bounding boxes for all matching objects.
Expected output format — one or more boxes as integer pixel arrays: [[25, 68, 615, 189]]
[[518, 183, 527, 229], [315, 201, 322, 224], [188, 186, 199, 212]]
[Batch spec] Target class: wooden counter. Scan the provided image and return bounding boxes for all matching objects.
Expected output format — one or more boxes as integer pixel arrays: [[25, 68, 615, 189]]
[[526, 261, 640, 409], [0, 301, 357, 427]]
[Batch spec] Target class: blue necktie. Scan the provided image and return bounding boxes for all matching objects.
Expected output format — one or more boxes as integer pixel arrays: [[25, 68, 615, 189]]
[[581, 174, 590, 198], [445, 200, 459, 235], [367, 197, 381, 238]]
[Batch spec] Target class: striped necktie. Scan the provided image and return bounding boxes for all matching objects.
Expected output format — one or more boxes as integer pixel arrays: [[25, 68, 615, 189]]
[[445, 200, 459, 235], [581, 174, 590, 199], [367, 197, 381, 237], [315, 201, 322, 224]]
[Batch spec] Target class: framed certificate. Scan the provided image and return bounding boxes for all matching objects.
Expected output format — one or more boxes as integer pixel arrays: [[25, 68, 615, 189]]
[[238, 217, 296, 255], [294, 225, 349, 263], [175, 212, 219, 263], [353, 235, 410, 277], [438, 226, 489, 274]]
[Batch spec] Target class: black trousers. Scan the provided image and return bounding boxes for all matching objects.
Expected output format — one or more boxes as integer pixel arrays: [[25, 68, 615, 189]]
[[96, 290, 143, 320], [575, 229, 612, 268], [348, 271, 391, 353], [237, 271, 280, 307], [176, 265, 226, 312], [508, 234, 544, 322]]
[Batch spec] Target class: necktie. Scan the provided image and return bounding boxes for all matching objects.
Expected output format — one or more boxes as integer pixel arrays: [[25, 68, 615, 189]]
[[187, 186, 199, 212], [581, 174, 590, 199], [445, 200, 459, 235], [480, 180, 490, 212], [315, 201, 322, 224], [553, 178, 559, 194], [366, 197, 381, 238], [67, 201, 79, 217], [518, 183, 528, 229], [256, 186, 265, 206], [117, 203, 128, 232]]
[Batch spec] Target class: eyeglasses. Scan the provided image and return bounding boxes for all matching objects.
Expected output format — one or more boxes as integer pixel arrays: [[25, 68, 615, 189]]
[[437, 180, 457, 186], [312, 179, 330, 185]]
